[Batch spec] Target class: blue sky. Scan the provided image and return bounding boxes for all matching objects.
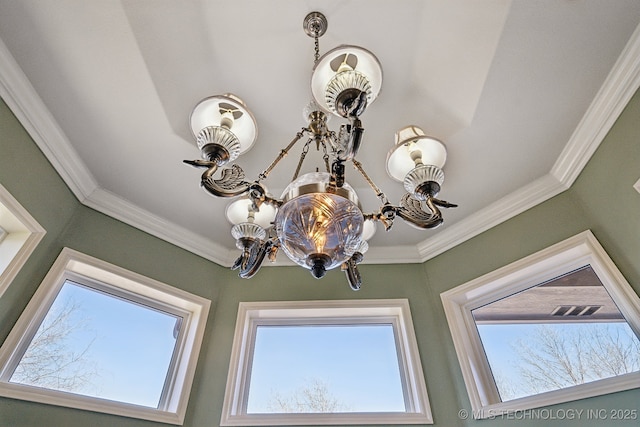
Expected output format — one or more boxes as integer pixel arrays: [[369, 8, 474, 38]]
[[476, 322, 640, 400], [14, 279, 640, 412], [12, 280, 179, 408], [247, 324, 406, 413], [13, 282, 410, 413]]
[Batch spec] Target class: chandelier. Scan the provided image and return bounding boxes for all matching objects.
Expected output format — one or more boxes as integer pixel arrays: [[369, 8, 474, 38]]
[[184, 12, 457, 290]]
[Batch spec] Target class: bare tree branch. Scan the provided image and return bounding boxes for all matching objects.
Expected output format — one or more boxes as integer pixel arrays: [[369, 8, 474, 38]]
[[496, 324, 640, 400], [267, 378, 350, 413], [11, 295, 99, 394]]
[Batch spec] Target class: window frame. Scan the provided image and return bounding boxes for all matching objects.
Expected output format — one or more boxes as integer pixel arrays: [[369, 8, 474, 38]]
[[220, 299, 433, 426], [0, 247, 210, 425], [0, 183, 46, 298], [440, 230, 640, 418]]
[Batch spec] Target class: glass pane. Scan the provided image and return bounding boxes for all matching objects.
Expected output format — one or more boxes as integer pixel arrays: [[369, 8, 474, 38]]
[[472, 266, 640, 401], [10, 280, 181, 408], [247, 324, 405, 413]]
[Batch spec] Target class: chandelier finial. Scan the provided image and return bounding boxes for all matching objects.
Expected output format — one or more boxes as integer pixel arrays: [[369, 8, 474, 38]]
[[304, 11, 327, 64], [303, 11, 327, 38]]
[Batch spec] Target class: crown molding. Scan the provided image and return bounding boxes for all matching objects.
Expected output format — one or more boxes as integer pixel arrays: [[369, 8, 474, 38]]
[[84, 188, 235, 267], [415, 174, 567, 261], [1, 23, 639, 267], [362, 245, 423, 265], [0, 38, 97, 201]]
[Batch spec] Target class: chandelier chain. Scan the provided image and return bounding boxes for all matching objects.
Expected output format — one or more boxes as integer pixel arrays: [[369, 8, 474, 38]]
[[352, 158, 389, 204], [292, 138, 313, 181], [322, 138, 331, 172], [314, 34, 320, 64], [258, 129, 307, 181]]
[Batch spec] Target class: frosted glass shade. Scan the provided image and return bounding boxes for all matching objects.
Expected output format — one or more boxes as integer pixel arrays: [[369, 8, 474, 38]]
[[275, 172, 364, 277], [190, 94, 257, 155], [361, 219, 377, 242], [225, 198, 277, 229], [386, 126, 447, 182], [311, 45, 382, 117]]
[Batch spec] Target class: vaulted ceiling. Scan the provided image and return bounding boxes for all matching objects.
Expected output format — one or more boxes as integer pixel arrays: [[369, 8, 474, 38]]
[[1, 1, 639, 267]]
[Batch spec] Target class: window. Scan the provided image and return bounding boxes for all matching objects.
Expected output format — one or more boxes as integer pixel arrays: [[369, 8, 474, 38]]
[[0, 248, 210, 425], [441, 230, 640, 418], [221, 299, 432, 425], [0, 183, 46, 298]]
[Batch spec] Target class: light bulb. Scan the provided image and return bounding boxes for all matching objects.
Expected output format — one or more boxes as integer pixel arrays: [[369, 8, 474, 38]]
[[220, 110, 234, 129], [337, 54, 354, 73], [313, 229, 327, 253]]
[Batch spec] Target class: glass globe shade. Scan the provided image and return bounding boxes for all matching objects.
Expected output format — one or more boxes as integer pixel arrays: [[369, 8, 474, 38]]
[[275, 172, 364, 278]]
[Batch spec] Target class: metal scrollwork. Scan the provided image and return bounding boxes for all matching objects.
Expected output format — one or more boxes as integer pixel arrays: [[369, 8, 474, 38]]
[[336, 118, 364, 162], [231, 237, 277, 279], [183, 160, 251, 198], [341, 252, 364, 291], [396, 193, 457, 229], [364, 203, 397, 231]]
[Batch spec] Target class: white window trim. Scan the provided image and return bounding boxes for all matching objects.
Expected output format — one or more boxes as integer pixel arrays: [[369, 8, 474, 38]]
[[440, 230, 640, 418], [0, 183, 46, 298], [634, 177, 640, 194], [221, 299, 433, 426], [0, 247, 211, 425]]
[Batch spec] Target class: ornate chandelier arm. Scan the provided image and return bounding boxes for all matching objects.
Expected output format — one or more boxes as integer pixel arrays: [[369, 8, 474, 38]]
[[183, 160, 251, 198], [395, 193, 457, 229], [232, 237, 277, 279], [247, 182, 282, 211], [330, 119, 365, 188], [341, 252, 364, 291], [336, 118, 364, 162], [364, 203, 397, 231]]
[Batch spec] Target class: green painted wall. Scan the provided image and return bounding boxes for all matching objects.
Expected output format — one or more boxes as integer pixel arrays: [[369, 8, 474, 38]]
[[0, 87, 638, 427], [422, 88, 640, 426], [0, 99, 77, 341]]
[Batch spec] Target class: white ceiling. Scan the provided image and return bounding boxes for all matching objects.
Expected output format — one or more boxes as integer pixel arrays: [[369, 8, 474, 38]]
[[1, 1, 639, 267]]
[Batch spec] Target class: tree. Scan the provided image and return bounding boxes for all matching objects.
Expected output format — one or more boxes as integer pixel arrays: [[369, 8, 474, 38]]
[[496, 324, 640, 400], [10, 295, 99, 393], [267, 378, 350, 413]]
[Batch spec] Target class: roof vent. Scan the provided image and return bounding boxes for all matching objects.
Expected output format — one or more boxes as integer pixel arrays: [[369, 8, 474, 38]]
[[551, 305, 602, 316]]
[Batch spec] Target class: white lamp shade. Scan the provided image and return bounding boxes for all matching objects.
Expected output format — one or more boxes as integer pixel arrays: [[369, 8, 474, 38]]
[[190, 94, 257, 155], [361, 218, 377, 241], [311, 45, 383, 116], [386, 126, 447, 182], [225, 198, 276, 229]]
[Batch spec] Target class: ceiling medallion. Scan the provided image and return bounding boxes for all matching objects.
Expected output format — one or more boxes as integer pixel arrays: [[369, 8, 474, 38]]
[[184, 12, 457, 290]]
